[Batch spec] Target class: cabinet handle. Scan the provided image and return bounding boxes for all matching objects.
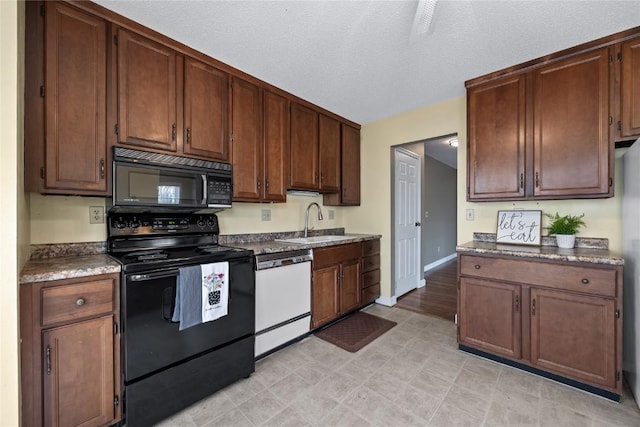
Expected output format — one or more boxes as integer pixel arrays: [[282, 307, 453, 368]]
[[265, 178, 269, 192], [474, 264, 481, 270], [581, 278, 590, 284], [172, 124, 177, 141], [520, 173, 523, 189], [515, 295, 519, 312], [532, 298, 536, 315], [100, 159, 105, 179], [257, 178, 261, 191], [186, 127, 191, 144], [45, 346, 51, 375], [535, 172, 540, 188], [76, 298, 86, 306]]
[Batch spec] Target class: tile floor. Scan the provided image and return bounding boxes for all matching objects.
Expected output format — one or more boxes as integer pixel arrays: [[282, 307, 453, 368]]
[[157, 304, 640, 426]]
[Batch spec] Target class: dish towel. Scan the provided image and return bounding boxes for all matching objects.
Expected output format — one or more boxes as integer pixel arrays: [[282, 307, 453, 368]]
[[201, 262, 229, 323], [172, 262, 229, 331]]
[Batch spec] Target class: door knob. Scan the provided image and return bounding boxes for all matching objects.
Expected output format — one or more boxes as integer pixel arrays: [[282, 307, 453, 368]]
[[415, 222, 421, 226]]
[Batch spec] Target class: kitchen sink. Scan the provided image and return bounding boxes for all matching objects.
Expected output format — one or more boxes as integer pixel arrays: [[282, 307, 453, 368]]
[[275, 235, 354, 244]]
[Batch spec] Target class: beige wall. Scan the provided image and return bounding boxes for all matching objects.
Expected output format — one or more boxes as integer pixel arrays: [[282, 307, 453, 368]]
[[30, 192, 346, 243], [352, 96, 624, 300], [1, 0, 26, 425]]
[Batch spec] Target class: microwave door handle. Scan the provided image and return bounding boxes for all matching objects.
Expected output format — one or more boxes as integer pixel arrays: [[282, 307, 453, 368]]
[[201, 175, 207, 205]]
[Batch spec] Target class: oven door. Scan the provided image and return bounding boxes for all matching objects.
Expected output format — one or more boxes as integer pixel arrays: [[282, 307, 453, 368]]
[[122, 256, 254, 383]]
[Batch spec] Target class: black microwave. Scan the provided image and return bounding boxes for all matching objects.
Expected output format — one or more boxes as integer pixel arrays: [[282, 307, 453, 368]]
[[111, 147, 232, 210]]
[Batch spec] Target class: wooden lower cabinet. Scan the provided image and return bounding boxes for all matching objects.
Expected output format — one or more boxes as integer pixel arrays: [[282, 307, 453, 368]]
[[458, 253, 622, 396], [360, 239, 381, 306], [311, 243, 361, 329], [20, 273, 121, 427]]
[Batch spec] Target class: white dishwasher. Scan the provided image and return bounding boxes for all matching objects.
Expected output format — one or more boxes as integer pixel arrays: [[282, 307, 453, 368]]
[[255, 249, 312, 358]]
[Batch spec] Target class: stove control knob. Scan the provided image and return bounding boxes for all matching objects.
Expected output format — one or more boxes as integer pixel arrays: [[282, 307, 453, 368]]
[[197, 217, 206, 228], [206, 217, 216, 228], [130, 217, 140, 229], [114, 218, 127, 229]]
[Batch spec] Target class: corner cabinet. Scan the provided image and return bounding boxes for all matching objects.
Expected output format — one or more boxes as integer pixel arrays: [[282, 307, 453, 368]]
[[311, 243, 361, 329], [619, 35, 640, 140], [20, 274, 121, 427], [467, 47, 612, 201], [324, 124, 361, 206], [25, 1, 110, 195], [457, 253, 622, 398]]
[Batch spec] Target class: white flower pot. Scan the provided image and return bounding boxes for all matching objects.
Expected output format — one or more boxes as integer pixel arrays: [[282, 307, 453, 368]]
[[555, 234, 576, 249]]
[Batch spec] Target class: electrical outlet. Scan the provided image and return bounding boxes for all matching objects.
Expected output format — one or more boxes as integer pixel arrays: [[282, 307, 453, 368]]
[[328, 209, 335, 220], [261, 209, 271, 221], [89, 206, 104, 224], [466, 209, 475, 221]]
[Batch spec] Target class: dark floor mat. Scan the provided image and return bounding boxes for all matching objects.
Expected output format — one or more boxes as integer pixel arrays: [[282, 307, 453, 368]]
[[315, 311, 397, 352]]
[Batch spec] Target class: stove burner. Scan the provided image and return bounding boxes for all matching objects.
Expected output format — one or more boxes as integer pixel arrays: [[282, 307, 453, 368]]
[[124, 249, 170, 261]]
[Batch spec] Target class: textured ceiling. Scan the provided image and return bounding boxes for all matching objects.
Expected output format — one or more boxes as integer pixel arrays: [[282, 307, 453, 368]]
[[94, 0, 640, 125]]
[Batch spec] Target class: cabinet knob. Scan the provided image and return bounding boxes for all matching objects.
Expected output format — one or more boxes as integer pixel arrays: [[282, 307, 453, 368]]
[[474, 264, 481, 270], [76, 298, 86, 306], [581, 278, 590, 285]]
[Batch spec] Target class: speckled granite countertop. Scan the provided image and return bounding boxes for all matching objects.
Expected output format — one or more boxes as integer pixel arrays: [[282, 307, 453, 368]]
[[457, 236, 624, 266], [20, 254, 121, 284], [224, 233, 381, 255]]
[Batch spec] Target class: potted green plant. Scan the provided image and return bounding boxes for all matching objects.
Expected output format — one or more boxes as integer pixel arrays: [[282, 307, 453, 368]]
[[544, 212, 586, 249]]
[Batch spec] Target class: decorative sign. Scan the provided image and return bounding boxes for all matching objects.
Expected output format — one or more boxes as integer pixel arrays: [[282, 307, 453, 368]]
[[496, 210, 542, 246]]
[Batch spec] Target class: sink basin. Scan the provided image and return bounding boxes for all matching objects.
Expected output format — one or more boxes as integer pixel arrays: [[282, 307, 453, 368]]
[[275, 235, 354, 244]]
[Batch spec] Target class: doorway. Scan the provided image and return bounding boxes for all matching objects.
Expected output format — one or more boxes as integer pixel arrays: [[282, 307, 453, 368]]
[[391, 134, 457, 305]]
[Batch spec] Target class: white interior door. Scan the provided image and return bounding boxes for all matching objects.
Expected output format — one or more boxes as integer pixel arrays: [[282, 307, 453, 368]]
[[394, 148, 421, 298]]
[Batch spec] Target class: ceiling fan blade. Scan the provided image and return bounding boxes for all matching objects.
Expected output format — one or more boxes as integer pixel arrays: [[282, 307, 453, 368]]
[[411, 0, 438, 38]]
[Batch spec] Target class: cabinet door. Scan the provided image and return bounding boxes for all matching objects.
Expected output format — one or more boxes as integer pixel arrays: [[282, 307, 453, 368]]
[[43, 316, 115, 427], [340, 124, 361, 205], [340, 259, 361, 314], [318, 114, 340, 193], [530, 288, 616, 389], [184, 58, 229, 161], [117, 29, 177, 151], [263, 91, 289, 202], [467, 74, 526, 200], [231, 78, 262, 201], [621, 37, 640, 138], [44, 2, 108, 193], [290, 103, 319, 190], [533, 48, 611, 197], [311, 265, 340, 328], [459, 277, 521, 359]]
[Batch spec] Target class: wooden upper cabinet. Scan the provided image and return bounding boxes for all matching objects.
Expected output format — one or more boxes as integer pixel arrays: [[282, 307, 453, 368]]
[[318, 114, 341, 192], [290, 103, 319, 190], [184, 58, 229, 161], [324, 124, 361, 206], [116, 28, 178, 152], [263, 91, 290, 202], [43, 2, 108, 194], [533, 48, 611, 198], [620, 36, 640, 139], [467, 75, 526, 200], [231, 78, 262, 201]]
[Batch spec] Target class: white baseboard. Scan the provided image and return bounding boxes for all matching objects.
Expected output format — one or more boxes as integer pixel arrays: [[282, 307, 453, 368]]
[[424, 253, 457, 272], [375, 295, 397, 307], [418, 278, 426, 288]]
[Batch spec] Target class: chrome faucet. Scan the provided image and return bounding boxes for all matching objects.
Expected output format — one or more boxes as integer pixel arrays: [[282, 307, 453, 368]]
[[304, 202, 324, 237]]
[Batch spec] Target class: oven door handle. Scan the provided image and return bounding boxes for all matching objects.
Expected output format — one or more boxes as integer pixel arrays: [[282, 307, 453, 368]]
[[128, 269, 180, 282]]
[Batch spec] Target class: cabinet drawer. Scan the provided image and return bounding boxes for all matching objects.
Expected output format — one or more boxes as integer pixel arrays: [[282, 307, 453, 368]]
[[460, 255, 617, 298], [362, 254, 380, 273], [362, 283, 380, 305], [362, 269, 380, 288], [313, 243, 360, 269], [41, 278, 115, 326], [362, 239, 380, 257]]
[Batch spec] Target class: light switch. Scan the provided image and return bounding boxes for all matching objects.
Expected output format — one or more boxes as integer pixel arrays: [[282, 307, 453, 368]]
[[466, 209, 474, 221]]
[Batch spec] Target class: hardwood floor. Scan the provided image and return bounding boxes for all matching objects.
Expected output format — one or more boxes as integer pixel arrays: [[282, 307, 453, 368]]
[[395, 259, 457, 322]]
